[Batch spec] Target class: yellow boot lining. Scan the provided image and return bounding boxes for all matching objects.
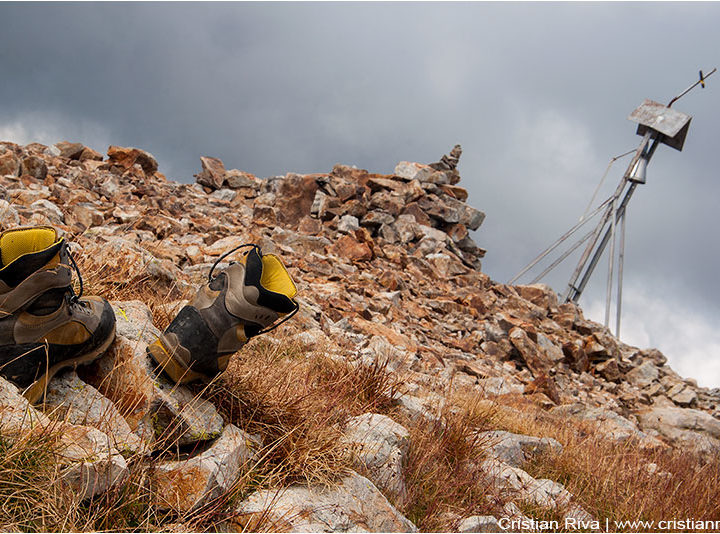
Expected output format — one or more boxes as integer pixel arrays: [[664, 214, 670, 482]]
[[0, 227, 58, 267]]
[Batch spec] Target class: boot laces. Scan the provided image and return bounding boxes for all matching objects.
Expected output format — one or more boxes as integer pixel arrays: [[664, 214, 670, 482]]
[[208, 242, 299, 335], [66, 248, 85, 305], [208, 243, 260, 282]]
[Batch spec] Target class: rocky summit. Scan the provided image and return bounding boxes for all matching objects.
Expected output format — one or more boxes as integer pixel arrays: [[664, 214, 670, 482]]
[[1, 139, 719, 532]]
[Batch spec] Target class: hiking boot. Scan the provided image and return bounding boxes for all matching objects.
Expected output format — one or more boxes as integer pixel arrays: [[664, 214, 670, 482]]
[[147, 243, 299, 384], [0, 226, 116, 403]]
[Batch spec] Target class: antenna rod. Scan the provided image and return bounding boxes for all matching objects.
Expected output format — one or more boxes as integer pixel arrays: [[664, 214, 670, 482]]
[[616, 210, 627, 337], [668, 67, 716, 107], [569, 135, 662, 303], [508, 197, 611, 285], [563, 132, 651, 301]]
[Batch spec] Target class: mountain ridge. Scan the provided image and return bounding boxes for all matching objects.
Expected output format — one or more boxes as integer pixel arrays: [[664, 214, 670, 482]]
[[1, 139, 718, 532]]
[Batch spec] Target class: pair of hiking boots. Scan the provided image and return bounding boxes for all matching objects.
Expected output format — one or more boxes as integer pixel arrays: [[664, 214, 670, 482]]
[[0, 226, 298, 402]]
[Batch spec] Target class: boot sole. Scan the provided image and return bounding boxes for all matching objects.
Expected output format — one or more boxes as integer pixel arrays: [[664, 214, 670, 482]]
[[22, 325, 117, 404], [146, 337, 211, 385]]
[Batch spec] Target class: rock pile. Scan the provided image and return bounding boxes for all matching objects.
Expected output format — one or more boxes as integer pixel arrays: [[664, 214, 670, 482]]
[[1, 138, 719, 531]]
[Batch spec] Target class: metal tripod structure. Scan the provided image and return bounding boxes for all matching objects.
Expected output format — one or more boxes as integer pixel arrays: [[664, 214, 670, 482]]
[[510, 68, 716, 337]]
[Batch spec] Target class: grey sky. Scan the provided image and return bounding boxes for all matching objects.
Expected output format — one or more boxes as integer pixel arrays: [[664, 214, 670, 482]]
[[1, 2, 719, 385]]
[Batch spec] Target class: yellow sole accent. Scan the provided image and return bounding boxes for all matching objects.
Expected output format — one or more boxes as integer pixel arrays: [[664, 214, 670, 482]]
[[146, 339, 209, 384]]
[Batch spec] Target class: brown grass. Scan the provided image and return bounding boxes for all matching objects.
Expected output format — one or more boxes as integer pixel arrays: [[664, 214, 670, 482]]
[[485, 394, 720, 531], [202, 337, 400, 489], [394, 393, 501, 531], [522, 431, 720, 529], [70, 236, 189, 330]]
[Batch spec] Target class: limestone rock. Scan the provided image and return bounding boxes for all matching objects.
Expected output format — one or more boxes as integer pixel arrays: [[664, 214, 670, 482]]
[[626, 361, 660, 387], [152, 424, 261, 512], [58, 424, 129, 499], [80, 301, 224, 448], [107, 145, 159, 175], [509, 327, 550, 377], [0, 377, 128, 499], [394, 161, 434, 182], [233, 471, 418, 532], [429, 144, 462, 172], [666, 384, 697, 406], [331, 234, 373, 262], [225, 169, 260, 189], [476, 376, 524, 396], [195, 156, 226, 190], [596, 358, 621, 382], [636, 407, 720, 453], [478, 430, 562, 467], [536, 333, 564, 363], [549, 404, 657, 444], [515, 284, 558, 311], [210, 187, 237, 202], [0, 199, 20, 228], [635, 348, 668, 366], [457, 515, 503, 533], [273, 173, 319, 226], [480, 458, 573, 510], [79, 146, 104, 161], [562, 340, 589, 373], [392, 394, 440, 422], [338, 214, 360, 234], [30, 199, 64, 224], [0, 150, 20, 176], [68, 203, 104, 230], [0, 376, 49, 434], [343, 413, 410, 497], [43, 370, 144, 454], [20, 155, 48, 180], [54, 141, 85, 160]]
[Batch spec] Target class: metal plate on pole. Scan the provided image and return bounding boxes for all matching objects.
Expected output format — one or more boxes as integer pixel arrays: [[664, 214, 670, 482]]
[[628, 99, 692, 151]]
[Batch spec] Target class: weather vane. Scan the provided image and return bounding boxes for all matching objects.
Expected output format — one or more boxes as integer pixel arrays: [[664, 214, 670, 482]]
[[510, 68, 716, 337]]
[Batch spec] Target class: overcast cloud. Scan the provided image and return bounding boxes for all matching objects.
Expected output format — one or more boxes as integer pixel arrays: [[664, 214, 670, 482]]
[[1, 2, 718, 386]]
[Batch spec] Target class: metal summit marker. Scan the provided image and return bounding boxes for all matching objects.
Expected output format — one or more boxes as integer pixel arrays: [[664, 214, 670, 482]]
[[510, 68, 716, 337]]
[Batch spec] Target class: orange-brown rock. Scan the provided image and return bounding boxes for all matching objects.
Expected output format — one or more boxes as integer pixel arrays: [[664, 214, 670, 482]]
[[509, 327, 551, 377], [0, 150, 20, 176], [274, 174, 319, 226], [79, 146, 104, 161], [331, 234, 373, 262], [562, 341, 590, 373], [55, 141, 85, 160], [401, 202, 433, 226], [525, 374, 561, 404], [107, 145, 159, 175], [20, 155, 47, 180], [439, 184, 469, 201], [195, 156, 226, 189]]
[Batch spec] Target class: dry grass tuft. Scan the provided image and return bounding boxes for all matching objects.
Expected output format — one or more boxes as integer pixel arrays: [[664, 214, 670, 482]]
[[71, 239, 188, 330], [202, 337, 400, 488], [396, 393, 500, 532], [0, 415, 245, 532], [523, 430, 720, 528], [483, 394, 720, 530], [0, 430, 65, 530]]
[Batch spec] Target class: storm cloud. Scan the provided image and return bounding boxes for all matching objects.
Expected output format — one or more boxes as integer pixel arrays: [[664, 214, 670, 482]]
[[1, 2, 719, 385]]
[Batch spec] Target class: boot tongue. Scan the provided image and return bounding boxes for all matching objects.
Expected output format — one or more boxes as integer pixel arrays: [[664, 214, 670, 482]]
[[0, 227, 58, 267], [244, 247, 298, 313], [260, 254, 298, 300]]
